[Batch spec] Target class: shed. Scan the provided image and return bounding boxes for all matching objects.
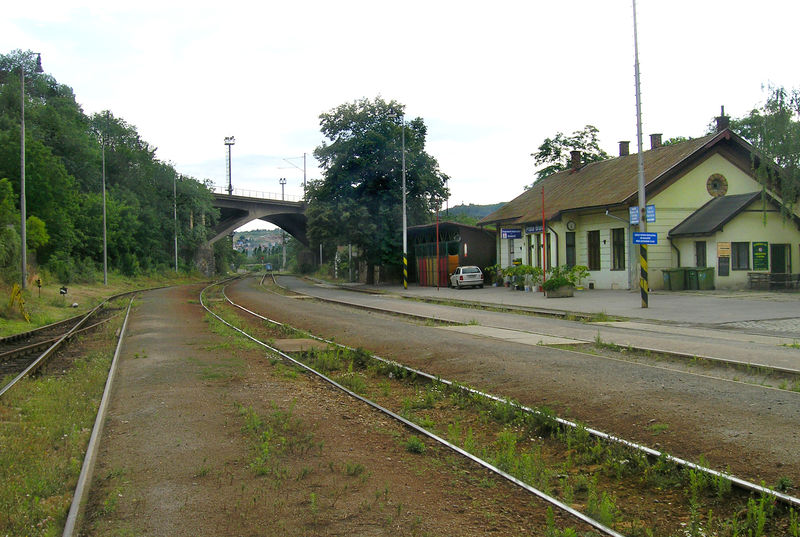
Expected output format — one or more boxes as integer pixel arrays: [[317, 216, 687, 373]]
[[407, 222, 496, 287]]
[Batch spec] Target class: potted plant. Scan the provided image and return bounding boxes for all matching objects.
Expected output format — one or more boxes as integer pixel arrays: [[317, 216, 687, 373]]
[[568, 265, 590, 290], [543, 265, 574, 298], [484, 264, 500, 287]]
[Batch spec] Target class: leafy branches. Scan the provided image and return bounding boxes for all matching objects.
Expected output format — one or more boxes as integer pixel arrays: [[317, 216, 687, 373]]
[[529, 124, 610, 185]]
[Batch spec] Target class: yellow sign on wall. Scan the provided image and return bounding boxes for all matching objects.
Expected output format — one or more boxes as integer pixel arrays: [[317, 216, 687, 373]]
[[717, 242, 731, 257]]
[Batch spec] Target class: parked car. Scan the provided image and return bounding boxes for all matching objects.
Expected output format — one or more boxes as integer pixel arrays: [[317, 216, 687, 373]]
[[449, 266, 484, 289]]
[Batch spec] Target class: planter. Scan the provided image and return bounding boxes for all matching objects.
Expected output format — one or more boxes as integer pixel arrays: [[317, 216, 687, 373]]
[[544, 285, 574, 298]]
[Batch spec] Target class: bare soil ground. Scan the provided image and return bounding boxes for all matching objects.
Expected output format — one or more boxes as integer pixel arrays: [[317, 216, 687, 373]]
[[82, 285, 594, 536], [224, 277, 800, 489]]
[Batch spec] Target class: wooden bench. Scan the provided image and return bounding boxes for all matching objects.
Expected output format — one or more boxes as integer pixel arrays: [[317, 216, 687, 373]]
[[748, 272, 800, 290]]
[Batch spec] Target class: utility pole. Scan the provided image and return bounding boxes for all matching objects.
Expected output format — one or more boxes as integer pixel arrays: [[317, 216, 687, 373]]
[[633, 0, 648, 308], [19, 53, 43, 289], [102, 111, 108, 285]]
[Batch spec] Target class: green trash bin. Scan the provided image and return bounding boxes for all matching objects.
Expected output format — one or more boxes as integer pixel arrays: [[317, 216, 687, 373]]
[[664, 268, 685, 291], [685, 268, 699, 290], [697, 267, 715, 290]]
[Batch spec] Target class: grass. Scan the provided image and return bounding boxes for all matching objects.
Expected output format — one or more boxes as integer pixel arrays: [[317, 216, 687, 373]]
[[0, 327, 117, 537], [0, 271, 207, 337]]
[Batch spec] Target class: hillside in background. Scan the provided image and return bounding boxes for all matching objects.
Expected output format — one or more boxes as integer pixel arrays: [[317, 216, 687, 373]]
[[445, 202, 505, 222]]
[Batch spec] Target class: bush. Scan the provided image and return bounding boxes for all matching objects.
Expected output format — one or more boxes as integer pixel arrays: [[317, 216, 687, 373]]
[[542, 275, 571, 291]]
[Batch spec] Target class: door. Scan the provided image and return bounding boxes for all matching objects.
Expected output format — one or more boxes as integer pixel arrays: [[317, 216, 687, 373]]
[[770, 244, 790, 288]]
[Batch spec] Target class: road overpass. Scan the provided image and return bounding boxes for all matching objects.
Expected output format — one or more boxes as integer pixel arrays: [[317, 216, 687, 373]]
[[210, 186, 308, 245]]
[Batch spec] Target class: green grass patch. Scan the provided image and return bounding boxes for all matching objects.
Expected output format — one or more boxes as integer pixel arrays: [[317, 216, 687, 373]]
[[0, 340, 116, 536]]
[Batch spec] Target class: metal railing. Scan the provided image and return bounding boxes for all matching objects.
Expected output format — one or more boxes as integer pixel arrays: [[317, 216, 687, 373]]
[[210, 185, 303, 202]]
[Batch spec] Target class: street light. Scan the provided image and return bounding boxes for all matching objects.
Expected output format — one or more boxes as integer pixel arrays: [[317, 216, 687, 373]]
[[224, 136, 235, 195], [401, 115, 407, 290], [279, 178, 287, 270], [19, 52, 43, 289], [101, 111, 108, 285]]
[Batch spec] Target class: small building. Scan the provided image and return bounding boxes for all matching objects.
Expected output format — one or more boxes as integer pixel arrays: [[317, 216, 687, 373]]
[[407, 222, 496, 286], [480, 114, 800, 290]]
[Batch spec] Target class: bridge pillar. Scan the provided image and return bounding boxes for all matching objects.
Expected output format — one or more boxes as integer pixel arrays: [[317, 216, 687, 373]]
[[194, 242, 215, 276]]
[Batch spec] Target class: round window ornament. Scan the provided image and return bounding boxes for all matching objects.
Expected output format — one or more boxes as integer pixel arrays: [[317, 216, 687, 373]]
[[566, 220, 576, 231], [706, 173, 728, 197]]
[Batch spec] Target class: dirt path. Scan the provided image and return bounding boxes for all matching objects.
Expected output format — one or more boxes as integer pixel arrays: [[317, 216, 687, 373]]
[[83, 285, 591, 536]]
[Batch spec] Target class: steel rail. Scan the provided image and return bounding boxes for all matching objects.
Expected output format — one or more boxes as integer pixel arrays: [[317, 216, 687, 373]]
[[62, 297, 135, 537], [0, 312, 122, 365], [0, 312, 87, 345], [243, 274, 800, 510], [204, 280, 626, 537], [0, 291, 138, 399]]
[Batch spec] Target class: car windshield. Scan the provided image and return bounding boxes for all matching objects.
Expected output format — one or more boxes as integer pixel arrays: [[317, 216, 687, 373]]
[[462, 267, 481, 274]]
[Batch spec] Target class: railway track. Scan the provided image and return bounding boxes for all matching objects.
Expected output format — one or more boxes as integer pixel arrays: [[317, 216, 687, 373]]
[[207, 275, 800, 535], [0, 296, 129, 397], [202, 279, 625, 536]]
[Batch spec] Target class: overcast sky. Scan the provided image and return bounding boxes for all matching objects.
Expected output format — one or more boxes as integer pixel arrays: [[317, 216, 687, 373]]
[[4, 1, 799, 230]]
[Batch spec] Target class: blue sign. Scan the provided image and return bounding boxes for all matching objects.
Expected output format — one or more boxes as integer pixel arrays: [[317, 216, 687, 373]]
[[632, 232, 658, 245], [501, 228, 522, 239], [646, 204, 656, 223], [525, 225, 543, 234], [629, 206, 640, 225]]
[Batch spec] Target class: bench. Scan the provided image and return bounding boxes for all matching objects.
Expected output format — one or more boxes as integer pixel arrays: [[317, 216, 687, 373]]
[[748, 272, 800, 290]]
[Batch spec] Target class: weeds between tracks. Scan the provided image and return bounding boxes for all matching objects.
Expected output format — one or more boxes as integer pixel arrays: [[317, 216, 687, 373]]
[[209, 288, 800, 537]]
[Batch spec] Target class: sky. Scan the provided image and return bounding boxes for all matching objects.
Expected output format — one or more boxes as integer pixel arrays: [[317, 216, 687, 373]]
[[3, 1, 799, 231]]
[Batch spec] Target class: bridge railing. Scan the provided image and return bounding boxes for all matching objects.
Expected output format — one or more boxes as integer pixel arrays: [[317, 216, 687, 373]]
[[211, 184, 304, 202]]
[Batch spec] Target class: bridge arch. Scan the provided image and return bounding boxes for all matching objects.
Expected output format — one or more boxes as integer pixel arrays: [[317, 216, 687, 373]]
[[210, 190, 308, 246]]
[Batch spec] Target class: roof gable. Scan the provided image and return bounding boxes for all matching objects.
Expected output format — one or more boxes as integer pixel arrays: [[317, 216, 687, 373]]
[[668, 192, 761, 237]]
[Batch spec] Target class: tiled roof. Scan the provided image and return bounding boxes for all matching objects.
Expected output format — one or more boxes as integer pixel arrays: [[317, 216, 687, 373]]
[[668, 192, 761, 237], [480, 131, 727, 226]]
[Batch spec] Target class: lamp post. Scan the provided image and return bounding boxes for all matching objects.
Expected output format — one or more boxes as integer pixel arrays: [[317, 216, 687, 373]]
[[224, 136, 235, 195], [19, 52, 43, 290], [279, 178, 287, 270], [174, 172, 179, 273], [401, 115, 407, 290], [101, 111, 108, 285]]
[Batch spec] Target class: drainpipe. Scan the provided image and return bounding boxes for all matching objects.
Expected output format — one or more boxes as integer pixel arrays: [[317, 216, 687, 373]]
[[546, 225, 559, 267], [669, 237, 681, 267]]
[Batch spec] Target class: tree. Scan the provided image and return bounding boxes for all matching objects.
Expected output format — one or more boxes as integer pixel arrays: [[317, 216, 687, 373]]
[[731, 85, 800, 218], [309, 97, 449, 281], [529, 124, 610, 184]]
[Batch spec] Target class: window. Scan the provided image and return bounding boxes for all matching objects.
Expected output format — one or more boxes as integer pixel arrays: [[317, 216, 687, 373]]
[[731, 242, 750, 270], [565, 232, 576, 267], [587, 230, 600, 270], [695, 241, 707, 267], [612, 228, 625, 270]]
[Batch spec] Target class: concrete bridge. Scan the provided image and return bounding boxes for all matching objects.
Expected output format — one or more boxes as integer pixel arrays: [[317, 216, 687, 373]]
[[210, 186, 308, 245]]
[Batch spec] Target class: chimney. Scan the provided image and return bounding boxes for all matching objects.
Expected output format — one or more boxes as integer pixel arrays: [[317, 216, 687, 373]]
[[570, 150, 581, 171], [618, 141, 630, 157], [650, 133, 662, 150], [715, 105, 730, 132]]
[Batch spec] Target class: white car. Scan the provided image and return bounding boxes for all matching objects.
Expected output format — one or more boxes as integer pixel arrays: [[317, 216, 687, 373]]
[[449, 266, 484, 289]]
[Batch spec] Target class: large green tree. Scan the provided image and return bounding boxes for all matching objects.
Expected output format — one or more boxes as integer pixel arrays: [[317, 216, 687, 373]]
[[308, 97, 449, 281], [731, 85, 800, 217], [529, 124, 610, 185]]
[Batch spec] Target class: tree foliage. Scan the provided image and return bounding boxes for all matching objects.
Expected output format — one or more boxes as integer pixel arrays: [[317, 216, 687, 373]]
[[0, 49, 222, 282], [529, 124, 610, 185], [308, 97, 449, 276], [731, 85, 800, 217]]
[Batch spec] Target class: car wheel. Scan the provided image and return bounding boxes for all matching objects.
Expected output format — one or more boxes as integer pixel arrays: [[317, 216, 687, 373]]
[[478, 284, 484, 289]]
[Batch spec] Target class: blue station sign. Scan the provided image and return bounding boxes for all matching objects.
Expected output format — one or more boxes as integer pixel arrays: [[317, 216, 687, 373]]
[[501, 228, 522, 239], [632, 232, 658, 245]]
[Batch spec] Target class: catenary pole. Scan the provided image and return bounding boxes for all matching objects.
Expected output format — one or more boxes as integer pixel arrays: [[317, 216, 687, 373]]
[[633, 0, 648, 308]]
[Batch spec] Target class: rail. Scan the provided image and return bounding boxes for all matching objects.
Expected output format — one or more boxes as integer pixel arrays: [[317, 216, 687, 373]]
[[210, 184, 304, 202]]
